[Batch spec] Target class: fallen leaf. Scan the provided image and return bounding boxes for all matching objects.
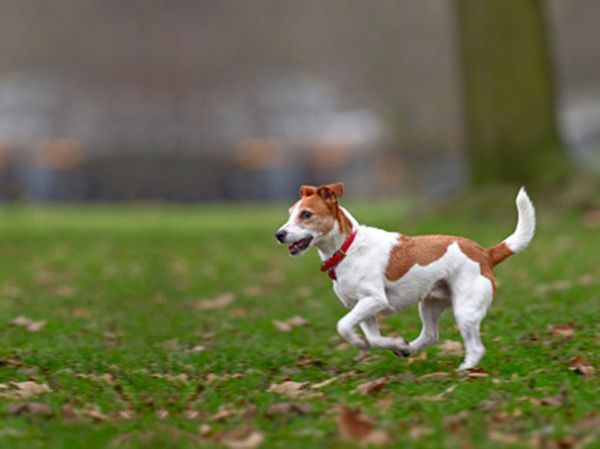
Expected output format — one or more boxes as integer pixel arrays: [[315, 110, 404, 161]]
[[266, 402, 311, 416], [443, 410, 469, 431], [219, 429, 264, 449], [408, 352, 428, 364], [82, 406, 109, 421], [7, 381, 52, 398], [199, 423, 212, 437], [568, 357, 595, 376], [311, 377, 338, 389], [267, 381, 308, 398], [7, 402, 52, 417], [272, 316, 309, 332], [548, 324, 575, 338], [354, 377, 389, 396], [417, 372, 450, 381], [439, 340, 463, 356], [116, 409, 133, 420], [465, 367, 489, 379], [26, 321, 47, 332], [336, 405, 391, 446], [156, 409, 169, 420], [10, 316, 33, 327], [195, 293, 236, 310], [409, 425, 433, 440], [209, 406, 236, 422], [419, 384, 458, 401], [191, 345, 206, 353], [489, 431, 520, 444], [531, 387, 567, 407]]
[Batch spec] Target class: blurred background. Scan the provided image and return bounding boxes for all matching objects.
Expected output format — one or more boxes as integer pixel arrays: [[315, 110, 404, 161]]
[[0, 0, 598, 202]]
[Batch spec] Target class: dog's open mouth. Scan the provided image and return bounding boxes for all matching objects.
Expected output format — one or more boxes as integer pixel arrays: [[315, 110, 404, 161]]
[[288, 236, 313, 255]]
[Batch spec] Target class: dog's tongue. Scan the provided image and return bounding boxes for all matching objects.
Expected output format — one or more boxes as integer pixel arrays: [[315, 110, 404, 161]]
[[288, 242, 300, 255]]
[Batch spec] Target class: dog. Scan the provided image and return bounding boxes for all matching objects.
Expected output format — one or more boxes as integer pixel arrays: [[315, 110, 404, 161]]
[[275, 183, 535, 370]]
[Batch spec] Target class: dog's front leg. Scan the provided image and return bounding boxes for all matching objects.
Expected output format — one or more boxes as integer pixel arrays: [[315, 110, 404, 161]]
[[337, 297, 388, 351], [360, 317, 411, 357]]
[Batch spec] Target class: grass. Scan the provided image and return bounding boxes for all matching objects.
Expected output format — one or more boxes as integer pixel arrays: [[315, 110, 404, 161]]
[[0, 197, 597, 449]]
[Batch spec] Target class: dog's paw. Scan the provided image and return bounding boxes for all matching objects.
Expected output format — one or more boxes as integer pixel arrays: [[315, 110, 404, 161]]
[[392, 338, 411, 358], [393, 348, 411, 358]]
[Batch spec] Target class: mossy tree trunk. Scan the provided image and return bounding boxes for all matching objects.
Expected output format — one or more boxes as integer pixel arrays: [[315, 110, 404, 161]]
[[455, 0, 568, 186]]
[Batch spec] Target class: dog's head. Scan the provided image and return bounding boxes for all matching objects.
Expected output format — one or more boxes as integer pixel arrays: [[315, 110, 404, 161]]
[[275, 183, 351, 256]]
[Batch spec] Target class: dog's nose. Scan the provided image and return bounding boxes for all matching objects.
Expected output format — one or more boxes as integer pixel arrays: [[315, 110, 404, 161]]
[[275, 230, 287, 243]]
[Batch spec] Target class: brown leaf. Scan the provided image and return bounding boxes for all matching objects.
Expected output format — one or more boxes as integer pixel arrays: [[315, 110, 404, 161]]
[[419, 384, 458, 401], [267, 381, 308, 398], [7, 402, 52, 417], [209, 406, 236, 422], [548, 324, 575, 338], [354, 377, 390, 396], [408, 352, 428, 364], [337, 405, 391, 446], [191, 345, 206, 353], [409, 425, 433, 440], [10, 316, 33, 327], [199, 423, 212, 437], [26, 321, 47, 332], [439, 340, 463, 356], [464, 367, 489, 379], [219, 429, 264, 449], [417, 371, 450, 381], [272, 316, 309, 332], [266, 402, 311, 416], [195, 293, 236, 310], [116, 409, 134, 420], [311, 377, 338, 389], [156, 409, 169, 420], [568, 357, 595, 376], [443, 410, 469, 431], [8, 381, 52, 398], [489, 431, 520, 444], [82, 406, 109, 421]]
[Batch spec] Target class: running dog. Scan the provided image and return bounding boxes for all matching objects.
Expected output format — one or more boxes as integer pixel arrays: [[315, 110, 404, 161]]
[[275, 183, 535, 370]]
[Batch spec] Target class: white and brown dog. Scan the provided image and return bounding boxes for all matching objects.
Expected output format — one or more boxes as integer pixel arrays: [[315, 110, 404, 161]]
[[275, 183, 535, 370]]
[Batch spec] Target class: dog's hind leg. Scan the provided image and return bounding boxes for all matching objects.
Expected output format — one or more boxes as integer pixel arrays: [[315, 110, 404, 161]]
[[409, 295, 451, 354], [453, 277, 493, 370], [359, 317, 410, 356]]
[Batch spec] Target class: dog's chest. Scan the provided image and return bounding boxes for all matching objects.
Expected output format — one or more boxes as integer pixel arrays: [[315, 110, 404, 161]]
[[329, 228, 398, 308]]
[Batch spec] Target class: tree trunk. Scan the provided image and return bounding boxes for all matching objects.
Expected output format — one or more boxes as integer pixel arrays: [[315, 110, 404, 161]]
[[455, 0, 567, 186]]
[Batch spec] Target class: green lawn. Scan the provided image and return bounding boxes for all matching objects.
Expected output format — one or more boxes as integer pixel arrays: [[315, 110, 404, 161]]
[[0, 199, 597, 449]]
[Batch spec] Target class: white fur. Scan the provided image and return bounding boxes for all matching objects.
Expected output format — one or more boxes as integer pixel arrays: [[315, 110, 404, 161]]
[[504, 187, 536, 253], [276, 189, 534, 370]]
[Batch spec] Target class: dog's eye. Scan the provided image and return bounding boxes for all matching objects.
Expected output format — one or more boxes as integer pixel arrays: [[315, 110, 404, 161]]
[[300, 210, 313, 219]]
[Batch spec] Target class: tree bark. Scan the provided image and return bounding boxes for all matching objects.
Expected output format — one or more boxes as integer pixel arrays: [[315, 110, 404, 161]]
[[455, 0, 567, 185]]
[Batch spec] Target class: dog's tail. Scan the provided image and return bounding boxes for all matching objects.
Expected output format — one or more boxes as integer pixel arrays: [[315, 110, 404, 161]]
[[488, 187, 536, 267]]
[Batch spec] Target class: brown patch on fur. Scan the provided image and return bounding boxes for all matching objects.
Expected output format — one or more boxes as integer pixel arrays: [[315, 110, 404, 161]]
[[385, 235, 496, 288], [298, 193, 337, 234], [457, 240, 495, 288], [297, 183, 352, 236], [487, 242, 513, 266]]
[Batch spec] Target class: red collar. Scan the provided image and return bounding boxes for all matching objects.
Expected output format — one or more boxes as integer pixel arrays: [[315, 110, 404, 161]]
[[320, 229, 358, 280]]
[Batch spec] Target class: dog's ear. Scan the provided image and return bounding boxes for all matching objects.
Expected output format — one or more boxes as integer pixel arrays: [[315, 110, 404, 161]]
[[299, 185, 317, 197], [317, 183, 344, 204]]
